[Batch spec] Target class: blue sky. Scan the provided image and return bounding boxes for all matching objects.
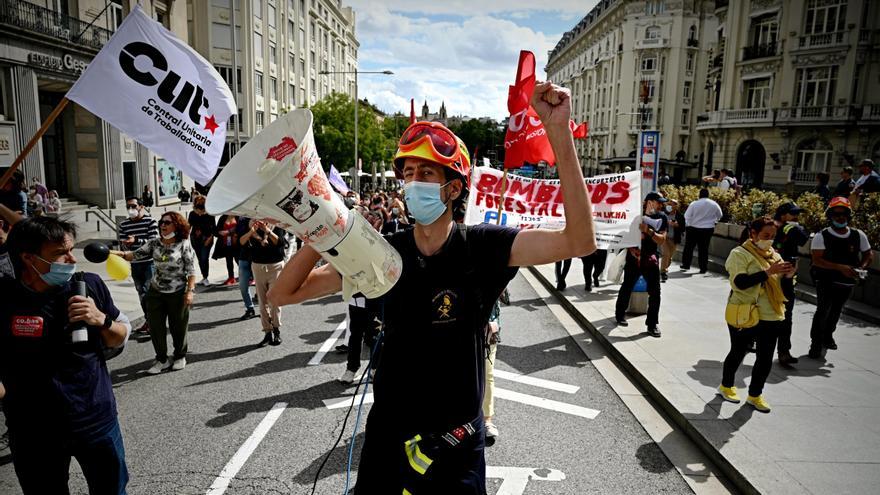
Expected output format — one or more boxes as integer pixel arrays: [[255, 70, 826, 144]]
[[345, 1, 599, 121]]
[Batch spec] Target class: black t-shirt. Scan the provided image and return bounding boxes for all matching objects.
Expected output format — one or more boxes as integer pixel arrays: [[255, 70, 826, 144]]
[[641, 213, 668, 255], [773, 222, 809, 261], [371, 223, 519, 436], [247, 226, 288, 264], [0, 273, 121, 436], [235, 217, 253, 262], [188, 211, 216, 241]]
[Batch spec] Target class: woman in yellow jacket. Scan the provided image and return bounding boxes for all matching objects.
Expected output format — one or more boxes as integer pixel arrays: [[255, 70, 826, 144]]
[[718, 216, 795, 412]]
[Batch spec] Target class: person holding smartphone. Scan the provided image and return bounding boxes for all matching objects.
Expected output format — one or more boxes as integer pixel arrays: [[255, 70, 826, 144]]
[[772, 202, 810, 367]]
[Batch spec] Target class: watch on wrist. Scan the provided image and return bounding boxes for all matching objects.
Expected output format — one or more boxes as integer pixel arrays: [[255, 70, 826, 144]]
[[102, 313, 114, 329]]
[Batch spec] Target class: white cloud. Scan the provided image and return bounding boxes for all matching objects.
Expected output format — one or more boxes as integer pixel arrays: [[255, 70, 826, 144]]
[[350, 5, 574, 120]]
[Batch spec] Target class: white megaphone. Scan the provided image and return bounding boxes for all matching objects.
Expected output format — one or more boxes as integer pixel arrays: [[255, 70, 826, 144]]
[[206, 109, 402, 299]]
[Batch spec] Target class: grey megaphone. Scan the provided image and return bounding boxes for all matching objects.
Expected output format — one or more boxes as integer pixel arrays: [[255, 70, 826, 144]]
[[206, 109, 402, 299]]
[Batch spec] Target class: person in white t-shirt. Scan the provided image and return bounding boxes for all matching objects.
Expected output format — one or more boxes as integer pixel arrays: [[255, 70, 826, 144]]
[[682, 188, 723, 273], [808, 196, 873, 358]]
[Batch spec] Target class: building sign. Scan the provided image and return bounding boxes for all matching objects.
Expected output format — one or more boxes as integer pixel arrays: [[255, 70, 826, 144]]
[[27, 52, 89, 75], [636, 130, 660, 199], [156, 158, 183, 203]]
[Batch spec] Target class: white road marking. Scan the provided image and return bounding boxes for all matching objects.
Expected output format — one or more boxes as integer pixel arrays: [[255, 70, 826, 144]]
[[494, 387, 600, 419], [486, 466, 566, 495], [494, 369, 580, 394], [323, 388, 597, 419], [206, 402, 287, 495], [308, 321, 347, 366]]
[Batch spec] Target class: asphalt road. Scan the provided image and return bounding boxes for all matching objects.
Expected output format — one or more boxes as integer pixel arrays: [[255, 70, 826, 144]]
[[0, 272, 693, 494]]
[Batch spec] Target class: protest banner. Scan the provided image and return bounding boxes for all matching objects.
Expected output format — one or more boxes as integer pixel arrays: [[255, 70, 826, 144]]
[[465, 167, 642, 249]]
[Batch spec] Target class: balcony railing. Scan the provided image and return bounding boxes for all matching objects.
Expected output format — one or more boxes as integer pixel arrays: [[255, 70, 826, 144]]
[[791, 169, 821, 185], [776, 105, 856, 122], [742, 42, 778, 61], [695, 108, 773, 130], [861, 104, 880, 121], [635, 38, 667, 49], [797, 31, 847, 49], [687, 38, 699, 48], [711, 53, 724, 68], [0, 0, 111, 51]]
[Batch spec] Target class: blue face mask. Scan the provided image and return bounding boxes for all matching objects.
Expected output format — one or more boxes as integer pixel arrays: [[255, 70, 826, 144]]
[[832, 219, 848, 229], [404, 181, 451, 225], [33, 255, 76, 286]]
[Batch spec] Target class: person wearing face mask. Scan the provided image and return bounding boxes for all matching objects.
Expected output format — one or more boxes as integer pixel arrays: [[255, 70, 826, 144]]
[[718, 216, 795, 413], [118, 197, 159, 334], [772, 202, 810, 367], [659, 199, 684, 282], [2, 216, 131, 493], [808, 197, 873, 359], [615, 192, 668, 337], [269, 82, 597, 494], [112, 212, 197, 374]]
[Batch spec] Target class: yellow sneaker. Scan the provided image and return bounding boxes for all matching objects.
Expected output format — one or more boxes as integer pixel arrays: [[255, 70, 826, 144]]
[[717, 385, 741, 403], [747, 395, 771, 413]]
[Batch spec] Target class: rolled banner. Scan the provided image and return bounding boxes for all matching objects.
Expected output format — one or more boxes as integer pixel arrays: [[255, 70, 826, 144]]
[[206, 109, 402, 298]]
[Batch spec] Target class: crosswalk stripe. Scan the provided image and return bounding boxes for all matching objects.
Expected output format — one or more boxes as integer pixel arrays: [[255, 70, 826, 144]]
[[494, 369, 580, 394], [493, 387, 600, 419], [308, 321, 347, 366], [323, 392, 374, 410]]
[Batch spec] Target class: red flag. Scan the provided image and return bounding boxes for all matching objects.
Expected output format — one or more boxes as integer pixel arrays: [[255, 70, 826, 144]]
[[503, 51, 554, 169], [410, 98, 416, 124], [570, 121, 588, 139]]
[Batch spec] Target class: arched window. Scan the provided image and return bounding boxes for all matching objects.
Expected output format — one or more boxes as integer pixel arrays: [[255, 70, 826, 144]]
[[646, 26, 661, 40], [688, 25, 697, 40]]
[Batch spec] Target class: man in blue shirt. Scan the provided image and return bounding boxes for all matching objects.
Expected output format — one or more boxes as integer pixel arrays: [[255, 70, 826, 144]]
[[1, 216, 131, 494]]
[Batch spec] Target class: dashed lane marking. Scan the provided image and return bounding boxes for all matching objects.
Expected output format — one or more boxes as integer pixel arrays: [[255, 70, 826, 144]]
[[494, 369, 580, 394], [308, 321, 347, 366]]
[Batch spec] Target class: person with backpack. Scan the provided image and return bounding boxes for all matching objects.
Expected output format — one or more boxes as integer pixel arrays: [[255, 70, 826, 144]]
[[808, 197, 873, 358]]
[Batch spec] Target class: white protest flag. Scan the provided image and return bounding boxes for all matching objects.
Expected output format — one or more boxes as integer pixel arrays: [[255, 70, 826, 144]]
[[66, 6, 235, 184]]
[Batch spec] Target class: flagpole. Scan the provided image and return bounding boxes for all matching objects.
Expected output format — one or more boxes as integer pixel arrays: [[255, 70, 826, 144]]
[[0, 97, 69, 189], [496, 168, 508, 225], [230, 1, 242, 154]]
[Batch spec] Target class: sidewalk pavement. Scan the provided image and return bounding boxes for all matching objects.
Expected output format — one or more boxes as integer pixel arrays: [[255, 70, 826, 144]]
[[531, 259, 880, 495]]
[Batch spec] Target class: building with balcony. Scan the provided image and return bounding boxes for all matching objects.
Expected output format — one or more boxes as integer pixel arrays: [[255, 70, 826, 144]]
[[187, 0, 358, 165], [0, 0, 187, 208], [697, 0, 880, 189], [545, 0, 718, 183]]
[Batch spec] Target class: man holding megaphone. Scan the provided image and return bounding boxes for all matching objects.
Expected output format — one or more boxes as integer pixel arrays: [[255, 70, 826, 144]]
[[268, 81, 597, 494]]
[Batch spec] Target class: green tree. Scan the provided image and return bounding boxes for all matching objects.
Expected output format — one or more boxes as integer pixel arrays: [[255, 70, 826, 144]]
[[310, 92, 388, 173], [448, 119, 506, 166]]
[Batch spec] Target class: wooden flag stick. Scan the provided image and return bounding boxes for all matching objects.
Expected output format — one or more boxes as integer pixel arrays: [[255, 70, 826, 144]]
[[0, 97, 70, 189], [496, 168, 509, 225]]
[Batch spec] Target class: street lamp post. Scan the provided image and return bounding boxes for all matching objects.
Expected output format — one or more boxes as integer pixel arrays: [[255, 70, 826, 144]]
[[319, 69, 393, 194]]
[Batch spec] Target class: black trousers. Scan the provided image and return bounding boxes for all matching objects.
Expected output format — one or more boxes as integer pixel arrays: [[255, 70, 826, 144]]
[[682, 227, 714, 271], [809, 278, 854, 349], [555, 259, 572, 286], [722, 321, 781, 397], [581, 249, 608, 288], [615, 254, 662, 327], [778, 277, 796, 354], [347, 304, 381, 373]]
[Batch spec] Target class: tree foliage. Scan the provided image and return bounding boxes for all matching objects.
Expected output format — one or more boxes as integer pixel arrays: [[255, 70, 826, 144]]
[[310, 92, 393, 173], [447, 119, 506, 167]]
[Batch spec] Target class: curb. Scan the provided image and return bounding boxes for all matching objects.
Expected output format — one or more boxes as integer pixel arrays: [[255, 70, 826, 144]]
[[528, 265, 761, 495]]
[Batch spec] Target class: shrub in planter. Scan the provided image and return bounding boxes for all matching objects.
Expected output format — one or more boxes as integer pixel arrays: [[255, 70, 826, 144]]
[[792, 192, 827, 234], [729, 189, 789, 224], [851, 193, 880, 247]]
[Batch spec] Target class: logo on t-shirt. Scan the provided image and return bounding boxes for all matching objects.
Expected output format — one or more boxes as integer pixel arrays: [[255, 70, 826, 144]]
[[11, 316, 44, 337], [433, 290, 458, 324]]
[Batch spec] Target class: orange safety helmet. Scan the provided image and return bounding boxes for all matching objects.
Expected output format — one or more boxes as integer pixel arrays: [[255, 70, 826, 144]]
[[825, 196, 853, 218], [393, 121, 471, 190]]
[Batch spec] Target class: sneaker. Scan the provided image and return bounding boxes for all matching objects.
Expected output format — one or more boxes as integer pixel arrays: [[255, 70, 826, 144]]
[[339, 369, 356, 384], [271, 328, 282, 346], [335, 344, 349, 354], [200, 278, 210, 286], [147, 359, 170, 375], [717, 385, 741, 403], [584, 284, 592, 292], [223, 277, 236, 286], [555, 282, 566, 291], [171, 357, 186, 371], [258, 331, 273, 347], [240, 308, 256, 320], [660, 272, 668, 282], [134, 322, 150, 334], [747, 395, 771, 413], [680, 265, 690, 271], [824, 339, 838, 350], [647, 326, 661, 338], [485, 421, 499, 447], [615, 316, 629, 327]]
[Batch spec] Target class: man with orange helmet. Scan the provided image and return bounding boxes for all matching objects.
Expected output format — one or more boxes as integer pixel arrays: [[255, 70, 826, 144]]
[[270, 82, 596, 493], [808, 196, 873, 358]]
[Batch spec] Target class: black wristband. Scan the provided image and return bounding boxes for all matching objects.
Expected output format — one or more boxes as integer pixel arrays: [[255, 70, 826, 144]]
[[102, 313, 114, 329]]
